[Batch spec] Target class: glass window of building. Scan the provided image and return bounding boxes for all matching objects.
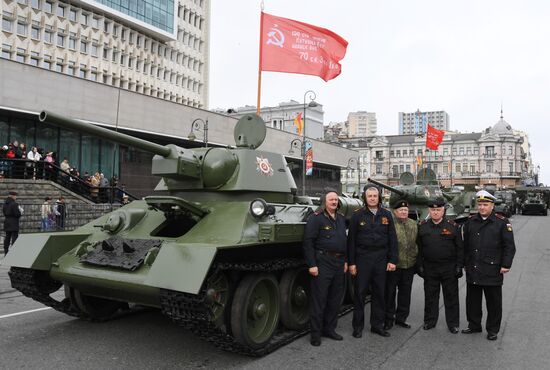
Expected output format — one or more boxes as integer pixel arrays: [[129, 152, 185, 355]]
[[69, 36, 76, 50], [30, 52, 39, 66], [2, 17, 13, 33], [81, 135, 100, 175], [81, 13, 89, 26], [44, 1, 53, 13], [56, 5, 65, 18], [91, 42, 98, 57], [43, 59, 51, 69], [486, 162, 493, 172], [80, 40, 87, 53], [92, 16, 100, 29], [69, 8, 77, 22], [35, 123, 58, 156], [10, 117, 35, 146], [90, 70, 98, 81], [103, 20, 110, 32], [0, 117, 9, 145], [67, 61, 75, 75], [31, 0, 40, 9], [16, 52, 25, 63], [31, 24, 40, 39], [55, 62, 63, 73], [470, 165, 475, 174], [79, 65, 86, 78], [508, 145, 513, 155], [473, 147, 479, 155], [509, 162, 513, 173], [455, 163, 461, 173], [376, 164, 382, 174], [466, 147, 472, 155], [459, 147, 464, 155], [443, 164, 448, 173], [57, 33, 65, 47], [44, 30, 53, 43], [102, 44, 110, 59], [17, 21, 27, 36], [1, 45, 10, 59]]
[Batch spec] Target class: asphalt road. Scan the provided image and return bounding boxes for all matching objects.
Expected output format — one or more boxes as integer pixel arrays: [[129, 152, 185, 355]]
[[1, 214, 549, 370]]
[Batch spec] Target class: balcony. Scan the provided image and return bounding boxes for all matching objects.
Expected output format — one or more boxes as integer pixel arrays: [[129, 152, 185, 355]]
[[374, 157, 384, 161], [483, 153, 497, 158]]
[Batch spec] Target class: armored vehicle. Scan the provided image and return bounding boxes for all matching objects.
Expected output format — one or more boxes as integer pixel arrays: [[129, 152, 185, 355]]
[[494, 190, 516, 217], [521, 194, 547, 215], [3, 111, 363, 356], [367, 169, 470, 221]]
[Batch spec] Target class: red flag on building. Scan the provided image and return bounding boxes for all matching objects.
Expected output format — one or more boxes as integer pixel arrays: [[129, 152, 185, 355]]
[[426, 124, 445, 150], [259, 12, 348, 81]]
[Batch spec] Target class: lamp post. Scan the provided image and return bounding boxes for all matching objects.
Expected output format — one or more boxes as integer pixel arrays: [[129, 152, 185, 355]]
[[347, 157, 361, 195], [301, 90, 317, 196], [187, 118, 208, 147], [289, 138, 310, 196]]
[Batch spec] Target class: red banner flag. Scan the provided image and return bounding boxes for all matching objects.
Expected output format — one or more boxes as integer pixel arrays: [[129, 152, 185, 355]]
[[259, 12, 348, 81], [305, 141, 313, 176], [294, 112, 303, 135], [426, 124, 445, 150]]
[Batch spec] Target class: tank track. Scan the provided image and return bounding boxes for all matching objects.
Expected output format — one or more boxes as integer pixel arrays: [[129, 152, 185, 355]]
[[8, 267, 81, 318], [159, 258, 354, 357]]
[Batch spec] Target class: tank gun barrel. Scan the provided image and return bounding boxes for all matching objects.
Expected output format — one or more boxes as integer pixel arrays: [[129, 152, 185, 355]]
[[366, 178, 406, 197], [39, 111, 172, 158]]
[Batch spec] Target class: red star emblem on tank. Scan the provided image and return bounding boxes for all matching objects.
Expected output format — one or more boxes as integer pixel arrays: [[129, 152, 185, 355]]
[[256, 156, 274, 176]]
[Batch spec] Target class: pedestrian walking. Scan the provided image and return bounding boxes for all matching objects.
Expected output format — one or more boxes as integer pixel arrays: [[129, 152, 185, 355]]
[[416, 198, 463, 334], [303, 189, 347, 346], [384, 200, 418, 330], [3, 191, 22, 254], [461, 190, 516, 340], [41, 196, 52, 231], [348, 184, 398, 338]]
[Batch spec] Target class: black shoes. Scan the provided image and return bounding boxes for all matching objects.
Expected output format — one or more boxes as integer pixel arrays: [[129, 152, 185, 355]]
[[487, 332, 498, 341], [383, 321, 393, 330], [449, 326, 459, 334], [352, 330, 362, 338], [370, 327, 391, 337], [461, 328, 482, 334], [395, 321, 411, 329], [322, 332, 343, 341], [423, 323, 435, 330], [310, 338, 321, 346]]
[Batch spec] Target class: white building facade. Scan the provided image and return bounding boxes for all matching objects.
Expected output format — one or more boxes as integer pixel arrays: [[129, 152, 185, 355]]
[[1, 0, 210, 107], [398, 109, 450, 135], [347, 111, 377, 137]]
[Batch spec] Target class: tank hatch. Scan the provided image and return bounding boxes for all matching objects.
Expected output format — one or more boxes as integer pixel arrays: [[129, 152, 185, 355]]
[[234, 114, 267, 149]]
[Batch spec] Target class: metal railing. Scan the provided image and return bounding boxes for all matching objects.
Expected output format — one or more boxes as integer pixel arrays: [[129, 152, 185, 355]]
[[0, 158, 137, 204]]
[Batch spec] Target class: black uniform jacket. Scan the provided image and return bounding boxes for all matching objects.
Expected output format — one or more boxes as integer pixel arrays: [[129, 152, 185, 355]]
[[417, 218, 464, 271], [347, 206, 398, 266], [462, 212, 516, 286], [3, 197, 21, 232], [303, 210, 347, 268]]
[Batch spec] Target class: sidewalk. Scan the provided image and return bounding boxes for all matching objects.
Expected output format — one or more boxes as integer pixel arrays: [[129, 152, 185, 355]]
[[0, 255, 15, 294]]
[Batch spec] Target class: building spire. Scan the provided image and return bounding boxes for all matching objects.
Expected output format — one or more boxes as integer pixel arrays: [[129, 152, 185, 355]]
[[500, 102, 503, 119]]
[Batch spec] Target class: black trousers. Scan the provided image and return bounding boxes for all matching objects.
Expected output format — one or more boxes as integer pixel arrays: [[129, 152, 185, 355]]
[[423, 268, 459, 328], [353, 249, 387, 332], [310, 252, 345, 340], [385, 266, 415, 323], [4, 231, 18, 254], [466, 283, 502, 334]]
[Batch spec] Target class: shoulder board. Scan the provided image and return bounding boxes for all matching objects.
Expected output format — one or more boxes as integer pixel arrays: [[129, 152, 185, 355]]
[[495, 213, 506, 220], [419, 220, 428, 225], [313, 211, 322, 216], [446, 219, 457, 226], [354, 208, 362, 212]]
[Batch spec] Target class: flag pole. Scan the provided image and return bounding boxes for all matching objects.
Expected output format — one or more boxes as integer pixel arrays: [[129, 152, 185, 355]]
[[256, 4, 265, 115]]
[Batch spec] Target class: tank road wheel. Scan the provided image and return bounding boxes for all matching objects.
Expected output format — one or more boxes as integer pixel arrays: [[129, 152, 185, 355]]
[[69, 288, 128, 321], [205, 271, 230, 327], [279, 268, 310, 330], [231, 273, 280, 349]]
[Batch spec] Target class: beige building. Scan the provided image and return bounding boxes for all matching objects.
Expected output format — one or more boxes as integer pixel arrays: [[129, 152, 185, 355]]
[[341, 114, 533, 193], [1, 0, 210, 108], [347, 111, 377, 137]]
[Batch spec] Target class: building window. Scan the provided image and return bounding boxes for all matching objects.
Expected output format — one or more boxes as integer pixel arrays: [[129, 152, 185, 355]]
[[17, 21, 27, 36], [102, 44, 110, 59], [486, 146, 494, 157], [80, 40, 87, 53], [29, 51, 39, 66], [508, 145, 513, 155], [69, 36, 76, 50], [1, 44, 11, 59], [67, 62, 75, 75], [79, 67, 86, 78], [509, 162, 514, 174], [44, 1, 53, 13], [69, 8, 77, 22], [56, 5, 65, 18], [474, 147, 479, 155], [390, 150, 394, 157], [443, 164, 448, 173], [81, 13, 88, 26], [376, 164, 382, 174], [31, 24, 40, 39], [2, 17, 13, 33], [91, 16, 99, 29], [31, 0, 39, 9], [91, 42, 98, 57], [43, 59, 51, 69], [44, 30, 53, 43], [459, 147, 464, 155], [90, 67, 98, 81], [486, 162, 493, 172], [456, 163, 461, 173], [57, 34, 65, 47], [466, 147, 472, 155], [55, 63, 63, 73], [470, 165, 475, 174]]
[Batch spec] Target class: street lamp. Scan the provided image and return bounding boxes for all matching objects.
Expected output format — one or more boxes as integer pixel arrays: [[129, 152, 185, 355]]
[[347, 157, 361, 195], [187, 118, 208, 147], [289, 138, 311, 196]]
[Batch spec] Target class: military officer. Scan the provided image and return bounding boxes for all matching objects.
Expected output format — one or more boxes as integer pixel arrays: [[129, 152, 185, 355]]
[[417, 197, 463, 334], [384, 200, 418, 330], [461, 190, 516, 341], [348, 185, 398, 338], [303, 188, 348, 346]]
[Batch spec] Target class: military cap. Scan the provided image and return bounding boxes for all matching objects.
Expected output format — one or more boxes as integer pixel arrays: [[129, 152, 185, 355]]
[[392, 199, 409, 209], [8, 191, 17, 196], [476, 190, 496, 203], [427, 197, 446, 208]]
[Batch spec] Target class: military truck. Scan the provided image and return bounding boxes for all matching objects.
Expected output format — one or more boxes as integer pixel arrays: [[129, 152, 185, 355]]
[[2, 111, 362, 356], [521, 193, 548, 216]]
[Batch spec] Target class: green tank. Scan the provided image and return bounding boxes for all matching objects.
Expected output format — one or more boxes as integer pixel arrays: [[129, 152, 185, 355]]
[[2, 111, 362, 355], [366, 168, 470, 221]]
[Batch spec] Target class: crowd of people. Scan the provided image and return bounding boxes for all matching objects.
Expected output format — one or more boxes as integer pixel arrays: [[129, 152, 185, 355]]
[[304, 187, 516, 346], [0, 140, 126, 203], [40, 196, 66, 232]]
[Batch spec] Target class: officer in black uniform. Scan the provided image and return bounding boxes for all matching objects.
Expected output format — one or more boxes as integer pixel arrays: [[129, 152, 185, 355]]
[[348, 184, 398, 338], [416, 197, 463, 334], [303, 188, 348, 346], [461, 190, 516, 341]]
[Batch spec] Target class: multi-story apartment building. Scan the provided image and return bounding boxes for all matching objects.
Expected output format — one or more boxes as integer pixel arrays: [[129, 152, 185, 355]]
[[225, 100, 325, 140], [398, 109, 449, 135], [347, 111, 377, 137], [341, 114, 533, 193], [1, 0, 210, 107]]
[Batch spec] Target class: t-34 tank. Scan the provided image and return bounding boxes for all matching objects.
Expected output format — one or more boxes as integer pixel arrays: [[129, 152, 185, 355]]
[[3, 111, 362, 356], [366, 168, 465, 221]]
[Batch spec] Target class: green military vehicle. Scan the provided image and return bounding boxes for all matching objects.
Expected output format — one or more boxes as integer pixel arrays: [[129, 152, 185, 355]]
[[521, 193, 548, 216], [367, 168, 472, 222], [494, 190, 516, 217], [2, 111, 362, 356]]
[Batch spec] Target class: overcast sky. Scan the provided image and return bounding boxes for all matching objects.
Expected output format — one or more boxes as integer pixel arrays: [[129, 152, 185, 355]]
[[209, 0, 550, 184]]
